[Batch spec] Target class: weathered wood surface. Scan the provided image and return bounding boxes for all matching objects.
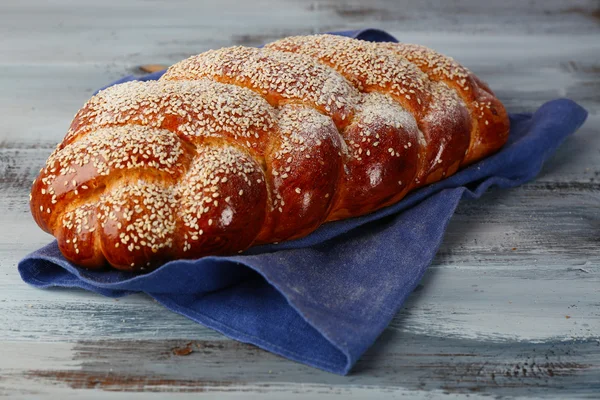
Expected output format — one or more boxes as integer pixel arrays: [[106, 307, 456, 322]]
[[1, 0, 599, 398]]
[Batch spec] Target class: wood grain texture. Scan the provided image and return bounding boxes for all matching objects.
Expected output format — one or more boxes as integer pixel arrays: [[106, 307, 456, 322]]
[[0, 0, 599, 398], [2, 336, 599, 398]]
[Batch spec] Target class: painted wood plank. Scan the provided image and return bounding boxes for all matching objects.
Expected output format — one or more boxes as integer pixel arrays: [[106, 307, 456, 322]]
[[1, 0, 599, 66], [2, 261, 599, 343], [1, 335, 599, 398]]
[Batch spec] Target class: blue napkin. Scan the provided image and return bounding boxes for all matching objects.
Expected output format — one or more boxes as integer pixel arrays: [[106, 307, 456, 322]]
[[19, 29, 588, 375]]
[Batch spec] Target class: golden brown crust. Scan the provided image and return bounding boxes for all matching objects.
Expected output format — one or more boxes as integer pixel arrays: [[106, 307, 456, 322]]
[[257, 104, 343, 242], [30, 34, 510, 271], [377, 42, 510, 165]]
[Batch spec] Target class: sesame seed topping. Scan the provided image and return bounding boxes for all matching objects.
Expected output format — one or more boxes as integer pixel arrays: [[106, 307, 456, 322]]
[[67, 80, 276, 153], [266, 35, 431, 112], [31, 33, 501, 268], [381, 42, 474, 92], [163, 46, 359, 124]]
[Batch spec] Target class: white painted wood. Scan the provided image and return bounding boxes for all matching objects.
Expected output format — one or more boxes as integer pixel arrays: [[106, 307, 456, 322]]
[[0, 0, 599, 398], [1, 35, 598, 144], [2, 335, 598, 397]]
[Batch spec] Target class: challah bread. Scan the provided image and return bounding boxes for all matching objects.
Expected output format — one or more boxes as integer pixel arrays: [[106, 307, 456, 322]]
[[30, 34, 509, 271]]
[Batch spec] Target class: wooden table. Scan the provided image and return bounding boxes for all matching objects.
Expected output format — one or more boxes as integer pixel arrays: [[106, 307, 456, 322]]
[[1, 1, 599, 398]]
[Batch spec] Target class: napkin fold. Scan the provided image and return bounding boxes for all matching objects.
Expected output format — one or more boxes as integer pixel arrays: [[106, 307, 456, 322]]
[[19, 29, 588, 375]]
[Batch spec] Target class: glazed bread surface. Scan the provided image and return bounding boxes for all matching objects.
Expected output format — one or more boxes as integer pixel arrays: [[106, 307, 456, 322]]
[[30, 34, 509, 271]]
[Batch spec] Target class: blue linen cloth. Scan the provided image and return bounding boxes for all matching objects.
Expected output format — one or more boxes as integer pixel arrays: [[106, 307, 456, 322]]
[[18, 29, 588, 375]]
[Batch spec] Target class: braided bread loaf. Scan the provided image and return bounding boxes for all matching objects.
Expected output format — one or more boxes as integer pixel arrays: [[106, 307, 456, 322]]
[[30, 34, 509, 271]]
